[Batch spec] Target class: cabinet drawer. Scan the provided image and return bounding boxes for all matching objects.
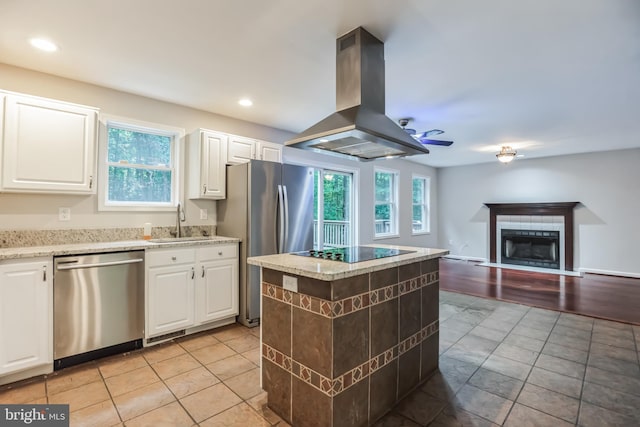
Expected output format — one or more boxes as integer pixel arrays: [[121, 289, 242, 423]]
[[198, 244, 238, 261], [146, 248, 196, 266]]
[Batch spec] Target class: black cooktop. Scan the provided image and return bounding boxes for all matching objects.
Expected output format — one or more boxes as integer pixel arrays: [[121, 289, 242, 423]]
[[291, 246, 415, 263]]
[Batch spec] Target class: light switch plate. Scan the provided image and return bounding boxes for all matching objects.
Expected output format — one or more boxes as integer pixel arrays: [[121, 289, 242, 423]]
[[200, 209, 208, 220], [283, 275, 298, 293]]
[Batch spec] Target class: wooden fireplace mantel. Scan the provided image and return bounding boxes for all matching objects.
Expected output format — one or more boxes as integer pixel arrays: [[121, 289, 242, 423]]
[[484, 202, 580, 271]]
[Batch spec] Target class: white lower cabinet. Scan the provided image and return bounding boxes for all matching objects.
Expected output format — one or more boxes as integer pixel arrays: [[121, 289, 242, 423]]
[[146, 248, 196, 338], [196, 246, 239, 324], [0, 258, 53, 380], [146, 244, 238, 341]]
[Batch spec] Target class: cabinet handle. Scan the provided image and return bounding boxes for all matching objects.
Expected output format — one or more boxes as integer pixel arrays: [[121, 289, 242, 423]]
[[201, 266, 205, 278], [42, 265, 47, 282], [218, 251, 223, 256], [89, 175, 93, 189], [203, 184, 207, 194], [191, 267, 195, 279], [172, 256, 177, 261]]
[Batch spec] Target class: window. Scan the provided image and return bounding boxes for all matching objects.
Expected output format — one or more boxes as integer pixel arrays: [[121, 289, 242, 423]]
[[412, 175, 430, 234], [374, 168, 398, 237], [313, 169, 354, 248], [99, 117, 184, 211]]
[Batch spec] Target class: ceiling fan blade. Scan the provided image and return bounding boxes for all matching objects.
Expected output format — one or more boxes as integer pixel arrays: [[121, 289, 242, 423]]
[[418, 138, 454, 147], [402, 128, 417, 136]]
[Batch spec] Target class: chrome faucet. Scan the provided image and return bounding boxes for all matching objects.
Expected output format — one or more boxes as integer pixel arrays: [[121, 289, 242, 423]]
[[171, 203, 182, 238]]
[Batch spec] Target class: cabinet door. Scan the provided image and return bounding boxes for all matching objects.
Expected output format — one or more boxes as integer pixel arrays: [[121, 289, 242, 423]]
[[147, 264, 195, 337], [257, 141, 282, 163], [2, 94, 97, 194], [190, 131, 227, 199], [227, 135, 256, 164], [0, 260, 52, 375], [197, 258, 238, 324]]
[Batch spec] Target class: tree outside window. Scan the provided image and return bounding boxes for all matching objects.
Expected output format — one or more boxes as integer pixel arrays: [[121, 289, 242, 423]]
[[100, 118, 183, 210], [375, 169, 398, 237]]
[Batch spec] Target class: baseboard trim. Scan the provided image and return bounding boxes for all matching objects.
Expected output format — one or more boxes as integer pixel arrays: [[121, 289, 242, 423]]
[[443, 255, 487, 263], [578, 268, 640, 279]]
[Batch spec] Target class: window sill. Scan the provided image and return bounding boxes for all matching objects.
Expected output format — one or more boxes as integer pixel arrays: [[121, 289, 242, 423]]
[[373, 234, 400, 240]]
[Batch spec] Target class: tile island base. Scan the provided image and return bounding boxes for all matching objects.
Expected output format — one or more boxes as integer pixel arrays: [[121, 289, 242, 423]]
[[249, 246, 447, 427]]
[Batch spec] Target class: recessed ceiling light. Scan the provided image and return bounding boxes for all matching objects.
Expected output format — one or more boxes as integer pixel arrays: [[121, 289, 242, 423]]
[[29, 38, 58, 52], [238, 98, 253, 107]]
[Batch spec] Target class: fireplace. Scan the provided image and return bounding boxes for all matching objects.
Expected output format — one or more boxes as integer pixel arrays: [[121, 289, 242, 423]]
[[485, 202, 579, 271], [501, 229, 560, 269]]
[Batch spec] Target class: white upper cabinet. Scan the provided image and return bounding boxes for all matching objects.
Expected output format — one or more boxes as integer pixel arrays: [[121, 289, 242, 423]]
[[227, 135, 256, 164], [188, 129, 228, 199], [1, 93, 98, 194], [258, 140, 283, 163], [227, 135, 282, 164]]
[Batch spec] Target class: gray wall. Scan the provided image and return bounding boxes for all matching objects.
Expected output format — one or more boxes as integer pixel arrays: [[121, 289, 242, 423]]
[[1, 63, 440, 248], [437, 148, 640, 277]]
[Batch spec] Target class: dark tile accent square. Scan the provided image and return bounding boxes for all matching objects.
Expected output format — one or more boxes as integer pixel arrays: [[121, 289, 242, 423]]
[[421, 332, 439, 380], [297, 276, 332, 300], [292, 376, 331, 427], [262, 359, 291, 423], [422, 283, 439, 326], [370, 359, 398, 423], [332, 273, 369, 300], [399, 262, 421, 282], [371, 267, 398, 291], [292, 307, 332, 377], [262, 296, 291, 356], [263, 268, 283, 286], [333, 376, 369, 427], [398, 346, 421, 398], [421, 259, 439, 274], [371, 299, 398, 357], [400, 291, 422, 341], [334, 309, 370, 377]]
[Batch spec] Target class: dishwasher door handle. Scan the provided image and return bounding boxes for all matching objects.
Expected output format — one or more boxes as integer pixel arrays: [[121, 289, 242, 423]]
[[56, 258, 144, 270]]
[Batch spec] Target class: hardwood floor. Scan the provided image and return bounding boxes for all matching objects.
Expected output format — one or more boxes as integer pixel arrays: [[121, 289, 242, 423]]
[[439, 258, 640, 325]]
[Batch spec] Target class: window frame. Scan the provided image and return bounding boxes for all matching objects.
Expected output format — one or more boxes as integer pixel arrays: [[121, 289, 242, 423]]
[[411, 174, 431, 235], [98, 115, 185, 212], [374, 167, 399, 238]]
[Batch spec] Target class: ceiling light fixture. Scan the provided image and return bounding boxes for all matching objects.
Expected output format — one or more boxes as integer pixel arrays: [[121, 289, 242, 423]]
[[238, 98, 253, 107], [496, 146, 517, 163], [29, 38, 58, 52]]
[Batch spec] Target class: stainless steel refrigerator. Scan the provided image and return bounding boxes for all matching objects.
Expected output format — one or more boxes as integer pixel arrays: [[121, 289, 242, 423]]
[[216, 160, 314, 327]]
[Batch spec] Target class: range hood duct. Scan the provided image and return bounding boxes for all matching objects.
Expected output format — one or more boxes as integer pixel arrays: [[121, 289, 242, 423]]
[[285, 27, 430, 161]]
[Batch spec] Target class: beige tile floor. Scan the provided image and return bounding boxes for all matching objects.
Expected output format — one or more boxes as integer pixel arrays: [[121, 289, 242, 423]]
[[3, 291, 639, 426], [0, 323, 288, 427]]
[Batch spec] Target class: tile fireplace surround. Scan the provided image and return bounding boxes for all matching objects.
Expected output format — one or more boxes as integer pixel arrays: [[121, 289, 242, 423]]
[[485, 202, 579, 271]]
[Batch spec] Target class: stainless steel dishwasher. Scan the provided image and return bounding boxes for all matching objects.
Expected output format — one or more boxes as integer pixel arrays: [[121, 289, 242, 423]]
[[53, 251, 144, 369]]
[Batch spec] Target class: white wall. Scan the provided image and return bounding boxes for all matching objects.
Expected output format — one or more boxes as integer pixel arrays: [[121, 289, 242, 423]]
[[0, 63, 440, 249], [284, 148, 439, 248], [437, 148, 640, 277], [0, 63, 292, 230]]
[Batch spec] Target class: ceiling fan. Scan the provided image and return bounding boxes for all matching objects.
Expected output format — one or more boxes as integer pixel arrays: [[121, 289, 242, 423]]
[[398, 118, 454, 147]]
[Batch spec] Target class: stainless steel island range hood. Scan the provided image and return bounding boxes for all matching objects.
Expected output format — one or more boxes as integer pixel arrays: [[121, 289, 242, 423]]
[[285, 27, 430, 161]]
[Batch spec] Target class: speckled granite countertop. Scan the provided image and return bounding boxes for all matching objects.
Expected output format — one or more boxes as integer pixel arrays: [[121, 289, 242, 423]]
[[0, 236, 240, 261], [247, 244, 449, 281]]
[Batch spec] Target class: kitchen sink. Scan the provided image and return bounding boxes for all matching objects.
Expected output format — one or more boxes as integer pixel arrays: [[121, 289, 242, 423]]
[[148, 236, 213, 243]]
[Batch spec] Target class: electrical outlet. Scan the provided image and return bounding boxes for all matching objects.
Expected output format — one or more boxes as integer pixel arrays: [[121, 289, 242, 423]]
[[283, 275, 298, 293], [58, 207, 71, 221], [199, 209, 208, 220]]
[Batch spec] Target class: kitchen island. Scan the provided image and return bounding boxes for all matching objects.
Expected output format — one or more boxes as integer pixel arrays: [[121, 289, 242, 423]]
[[247, 245, 448, 427]]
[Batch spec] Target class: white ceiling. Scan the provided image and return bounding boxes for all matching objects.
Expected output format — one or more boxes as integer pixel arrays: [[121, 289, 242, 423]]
[[1, 0, 639, 167]]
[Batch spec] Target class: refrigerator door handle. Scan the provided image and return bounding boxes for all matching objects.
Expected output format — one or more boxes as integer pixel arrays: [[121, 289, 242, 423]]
[[283, 185, 290, 251], [277, 184, 285, 253]]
